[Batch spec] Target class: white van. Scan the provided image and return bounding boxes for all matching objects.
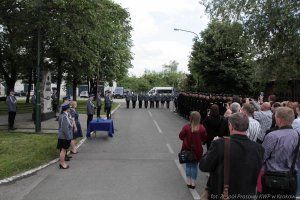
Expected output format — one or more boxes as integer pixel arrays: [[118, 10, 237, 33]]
[[148, 87, 174, 95]]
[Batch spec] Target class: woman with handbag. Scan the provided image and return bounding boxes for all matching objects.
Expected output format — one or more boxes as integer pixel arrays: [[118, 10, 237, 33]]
[[179, 111, 207, 189]]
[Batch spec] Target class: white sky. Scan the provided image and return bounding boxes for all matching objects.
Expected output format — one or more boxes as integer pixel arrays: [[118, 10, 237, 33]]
[[113, 0, 209, 77]]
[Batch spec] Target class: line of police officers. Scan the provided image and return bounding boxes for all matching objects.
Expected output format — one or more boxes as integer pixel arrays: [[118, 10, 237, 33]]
[[176, 92, 236, 122], [125, 92, 173, 109]]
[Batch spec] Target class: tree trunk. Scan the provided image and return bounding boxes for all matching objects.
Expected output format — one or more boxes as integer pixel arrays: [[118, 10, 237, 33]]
[[6, 77, 17, 95], [72, 76, 77, 101]]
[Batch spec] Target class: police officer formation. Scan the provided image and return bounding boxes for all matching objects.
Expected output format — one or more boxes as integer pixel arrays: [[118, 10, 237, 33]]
[[175, 92, 240, 121], [124, 91, 173, 109]]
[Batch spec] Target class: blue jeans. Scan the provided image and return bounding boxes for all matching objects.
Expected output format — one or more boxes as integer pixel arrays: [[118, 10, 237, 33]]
[[297, 170, 300, 196], [186, 162, 198, 181]]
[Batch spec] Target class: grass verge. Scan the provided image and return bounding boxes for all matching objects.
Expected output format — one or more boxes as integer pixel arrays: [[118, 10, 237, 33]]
[[0, 99, 119, 115], [0, 132, 58, 180]]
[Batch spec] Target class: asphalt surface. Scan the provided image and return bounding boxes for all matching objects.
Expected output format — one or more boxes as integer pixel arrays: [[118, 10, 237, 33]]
[[0, 101, 207, 200]]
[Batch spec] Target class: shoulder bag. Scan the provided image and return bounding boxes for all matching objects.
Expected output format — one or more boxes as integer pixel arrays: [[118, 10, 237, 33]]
[[223, 137, 230, 200], [178, 129, 197, 164], [262, 133, 300, 192]]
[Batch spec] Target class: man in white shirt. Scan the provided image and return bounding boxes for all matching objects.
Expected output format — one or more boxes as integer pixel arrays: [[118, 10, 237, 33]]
[[241, 103, 261, 142], [251, 101, 272, 143]]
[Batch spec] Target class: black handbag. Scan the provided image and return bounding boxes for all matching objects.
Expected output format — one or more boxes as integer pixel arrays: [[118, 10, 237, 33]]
[[262, 133, 300, 192], [178, 130, 197, 164]]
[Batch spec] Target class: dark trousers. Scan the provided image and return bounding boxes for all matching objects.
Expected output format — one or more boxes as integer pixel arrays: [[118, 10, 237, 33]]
[[87, 114, 93, 129], [8, 111, 16, 129], [155, 101, 159, 108], [52, 103, 57, 116], [106, 107, 111, 119], [132, 101, 136, 108], [150, 101, 154, 108], [97, 106, 101, 118], [145, 101, 148, 108], [166, 101, 170, 109], [126, 101, 130, 108], [138, 101, 142, 108]]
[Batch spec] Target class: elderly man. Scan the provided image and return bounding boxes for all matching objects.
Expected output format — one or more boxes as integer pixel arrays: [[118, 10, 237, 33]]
[[199, 113, 264, 199], [251, 101, 272, 143], [262, 107, 300, 199]]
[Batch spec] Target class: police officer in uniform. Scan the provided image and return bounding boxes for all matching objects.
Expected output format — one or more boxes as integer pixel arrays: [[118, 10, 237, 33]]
[[144, 93, 149, 108], [154, 93, 160, 108], [149, 94, 154, 108], [86, 94, 95, 129], [6, 89, 17, 130], [125, 91, 131, 109], [138, 92, 144, 108], [166, 94, 171, 109], [104, 91, 112, 119], [161, 94, 166, 108], [132, 92, 137, 108]]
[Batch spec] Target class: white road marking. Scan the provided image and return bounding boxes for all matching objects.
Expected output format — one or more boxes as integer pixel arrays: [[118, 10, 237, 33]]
[[153, 120, 162, 134], [148, 110, 153, 117], [166, 143, 174, 154], [174, 160, 201, 200]]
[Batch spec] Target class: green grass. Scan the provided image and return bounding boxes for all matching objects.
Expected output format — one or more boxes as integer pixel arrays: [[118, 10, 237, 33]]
[[0, 99, 119, 115], [0, 99, 32, 115], [0, 132, 58, 180]]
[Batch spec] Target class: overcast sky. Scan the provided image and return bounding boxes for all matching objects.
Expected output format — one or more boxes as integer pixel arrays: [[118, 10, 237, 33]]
[[113, 0, 210, 77]]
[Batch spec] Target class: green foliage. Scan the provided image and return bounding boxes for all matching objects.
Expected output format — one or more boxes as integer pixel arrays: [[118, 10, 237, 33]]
[[0, 0, 133, 95], [200, 0, 300, 84], [189, 20, 254, 94], [118, 60, 186, 92]]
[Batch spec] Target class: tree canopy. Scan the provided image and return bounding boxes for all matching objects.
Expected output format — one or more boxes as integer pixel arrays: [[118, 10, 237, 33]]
[[0, 0, 132, 98], [200, 0, 300, 83], [189, 20, 253, 94]]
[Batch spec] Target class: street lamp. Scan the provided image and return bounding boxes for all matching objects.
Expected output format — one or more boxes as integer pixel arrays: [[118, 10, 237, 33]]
[[35, 26, 41, 132], [173, 28, 199, 40], [174, 27, 200, 92]]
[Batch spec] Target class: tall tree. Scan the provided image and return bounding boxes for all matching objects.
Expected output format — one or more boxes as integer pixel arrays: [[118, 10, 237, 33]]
[[200, 0, 300, 84], [189, 20, 253, 94]]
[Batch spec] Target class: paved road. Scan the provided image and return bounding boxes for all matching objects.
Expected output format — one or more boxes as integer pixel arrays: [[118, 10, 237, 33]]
[[0, 102, 207, 200]]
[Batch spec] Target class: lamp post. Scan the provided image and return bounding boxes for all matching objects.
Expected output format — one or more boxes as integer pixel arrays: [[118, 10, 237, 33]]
[[174, 27, 200, 92], [35, 26, 41, 133], [173, 28, 199, 40]]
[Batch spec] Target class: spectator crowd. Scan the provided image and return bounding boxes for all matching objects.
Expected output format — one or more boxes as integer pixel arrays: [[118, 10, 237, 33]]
[[177, 92, 300, 200]]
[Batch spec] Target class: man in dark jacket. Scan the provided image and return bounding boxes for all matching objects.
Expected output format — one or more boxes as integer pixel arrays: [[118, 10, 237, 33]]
[[199, 112, 264, 200]]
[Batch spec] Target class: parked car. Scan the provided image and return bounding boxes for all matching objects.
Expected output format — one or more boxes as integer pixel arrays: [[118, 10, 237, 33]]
[[80, 91, 89, 98]]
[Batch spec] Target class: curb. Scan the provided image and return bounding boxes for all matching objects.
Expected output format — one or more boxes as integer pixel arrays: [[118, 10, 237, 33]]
[[0, 103, 120, 185]]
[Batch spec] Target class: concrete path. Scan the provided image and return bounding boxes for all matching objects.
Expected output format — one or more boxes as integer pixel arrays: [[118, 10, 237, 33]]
[[0, 101, 207, 200]]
